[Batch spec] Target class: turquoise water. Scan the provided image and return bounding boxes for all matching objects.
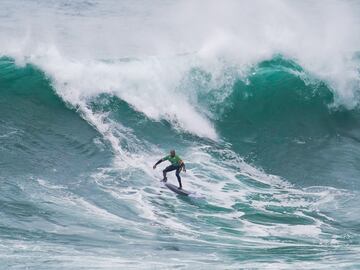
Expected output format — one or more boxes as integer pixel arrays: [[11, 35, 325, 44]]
[[1, 1, 360, 269]]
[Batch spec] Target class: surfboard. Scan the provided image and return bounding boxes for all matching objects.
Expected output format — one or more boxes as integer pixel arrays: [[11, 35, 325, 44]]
[[165, 183, 191, 196]]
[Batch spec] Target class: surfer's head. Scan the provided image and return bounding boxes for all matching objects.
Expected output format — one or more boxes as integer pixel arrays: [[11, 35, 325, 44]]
[[170, 150, 176, 157]]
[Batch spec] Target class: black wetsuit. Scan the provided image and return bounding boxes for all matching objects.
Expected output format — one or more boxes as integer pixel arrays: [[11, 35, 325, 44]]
[[163, 164, 182, 184]]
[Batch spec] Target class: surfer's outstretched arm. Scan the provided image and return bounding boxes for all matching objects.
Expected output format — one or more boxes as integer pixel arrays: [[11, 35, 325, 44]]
[[153, 159, 164, 169]]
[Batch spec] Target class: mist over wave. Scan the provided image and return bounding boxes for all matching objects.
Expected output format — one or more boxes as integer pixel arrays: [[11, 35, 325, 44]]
[[1, 0, 360, 140]]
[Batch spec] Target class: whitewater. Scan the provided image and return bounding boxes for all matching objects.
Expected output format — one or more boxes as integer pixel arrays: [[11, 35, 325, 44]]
[[0, 0, 360, 269]]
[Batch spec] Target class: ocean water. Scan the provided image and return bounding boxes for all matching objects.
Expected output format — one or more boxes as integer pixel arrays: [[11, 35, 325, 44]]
[[0, 0, 360, 269]]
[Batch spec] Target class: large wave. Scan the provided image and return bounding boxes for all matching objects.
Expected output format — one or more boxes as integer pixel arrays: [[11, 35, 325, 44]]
[[1, 0, 360, 269]]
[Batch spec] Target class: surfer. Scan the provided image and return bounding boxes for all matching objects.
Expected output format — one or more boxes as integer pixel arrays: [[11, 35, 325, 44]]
[[153, 150, 186, 189]]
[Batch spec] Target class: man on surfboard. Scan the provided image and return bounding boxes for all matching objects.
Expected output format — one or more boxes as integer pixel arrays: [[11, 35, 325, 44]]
[[153, 150, 186, 189]]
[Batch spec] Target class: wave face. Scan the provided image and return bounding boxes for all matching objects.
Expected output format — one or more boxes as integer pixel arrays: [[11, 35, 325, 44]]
[[1, 1, 360, 269], [216, 57, 360, 190]]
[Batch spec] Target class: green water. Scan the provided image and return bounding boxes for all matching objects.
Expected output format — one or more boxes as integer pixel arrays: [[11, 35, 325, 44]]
[[0, 0, 360, 268], [0, 56, 359, 269]]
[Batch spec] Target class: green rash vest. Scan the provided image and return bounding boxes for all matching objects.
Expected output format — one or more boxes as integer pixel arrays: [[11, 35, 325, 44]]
[[163, 155, 182, 166]]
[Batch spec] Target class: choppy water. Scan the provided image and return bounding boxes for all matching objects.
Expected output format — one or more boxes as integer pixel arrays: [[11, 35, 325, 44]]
[[0, 1, 360, 269]]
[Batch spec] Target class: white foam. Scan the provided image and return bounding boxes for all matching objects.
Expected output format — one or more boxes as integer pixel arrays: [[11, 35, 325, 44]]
[[0, 0, 359, 149], [0, 3, 358, 266]]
